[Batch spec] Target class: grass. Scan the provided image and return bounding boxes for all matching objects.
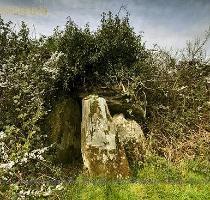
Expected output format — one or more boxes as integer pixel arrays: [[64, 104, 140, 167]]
[[54, 180, 210, 200], [48, 156, 210, 200]]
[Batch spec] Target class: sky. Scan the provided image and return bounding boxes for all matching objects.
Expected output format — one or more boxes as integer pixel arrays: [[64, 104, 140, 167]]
[[0, 0, 210, 55]]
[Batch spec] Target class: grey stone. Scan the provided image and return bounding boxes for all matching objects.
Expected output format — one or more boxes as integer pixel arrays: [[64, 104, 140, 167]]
[[113, 114, 146, 166], [81, 95, 130, 178]]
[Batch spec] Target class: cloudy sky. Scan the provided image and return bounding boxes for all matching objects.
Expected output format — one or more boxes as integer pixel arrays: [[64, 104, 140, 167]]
[[0, 0, 210, 54]]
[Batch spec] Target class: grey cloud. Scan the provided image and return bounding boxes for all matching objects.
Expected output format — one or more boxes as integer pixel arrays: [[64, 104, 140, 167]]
[[0, 0, 209, 54]]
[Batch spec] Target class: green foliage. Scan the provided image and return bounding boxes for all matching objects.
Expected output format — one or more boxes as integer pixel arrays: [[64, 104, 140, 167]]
[[0, 16, 64, 198], [56, 19, 95, 88], [0, 10, 209, 199], [53, 11, 148, 89], [94, 12, 147, 73]]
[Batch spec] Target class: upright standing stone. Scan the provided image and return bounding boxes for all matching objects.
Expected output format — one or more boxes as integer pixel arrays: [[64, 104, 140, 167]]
[[81, 95, 130, 178], [113, 114, 146, 166], [48, 97, 82, 163]]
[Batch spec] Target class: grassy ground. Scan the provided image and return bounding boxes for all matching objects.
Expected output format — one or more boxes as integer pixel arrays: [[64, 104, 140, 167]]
[[48, 157, 210, 200], [59, 182, 210, 200]]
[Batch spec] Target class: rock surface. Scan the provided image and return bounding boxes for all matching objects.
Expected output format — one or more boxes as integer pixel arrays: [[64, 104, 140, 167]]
[[113, 114, 146, 166], [78, 87, 146, 119], [48, 97, 82, 163], [81, 95, 130, 178]]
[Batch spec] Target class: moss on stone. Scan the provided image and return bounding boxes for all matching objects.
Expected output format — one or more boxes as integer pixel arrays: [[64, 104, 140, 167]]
[[47, 97, 82, 163], [88, 96, 103, 120]]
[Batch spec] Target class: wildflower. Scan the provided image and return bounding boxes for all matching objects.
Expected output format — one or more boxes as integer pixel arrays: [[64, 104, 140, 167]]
[[0, 161, 15, 169], [0, 131, 6, 139], [55, 183, 64, 191]]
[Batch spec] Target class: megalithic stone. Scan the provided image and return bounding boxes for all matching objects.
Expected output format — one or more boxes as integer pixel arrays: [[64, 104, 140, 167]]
[[113, 114, 146, 166], [81, 95, 130, 178], [47, 97, 82, 163]]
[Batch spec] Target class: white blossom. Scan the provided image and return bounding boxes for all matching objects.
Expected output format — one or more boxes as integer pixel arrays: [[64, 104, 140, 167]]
[[0, 161, 15, 169], [55, 183, 64, 191], [0, 131, 6, 139]]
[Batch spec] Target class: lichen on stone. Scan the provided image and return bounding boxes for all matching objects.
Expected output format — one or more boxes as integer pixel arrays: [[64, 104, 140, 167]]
[[81, 95, 130, 178], [47, 97, 82, 163]]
